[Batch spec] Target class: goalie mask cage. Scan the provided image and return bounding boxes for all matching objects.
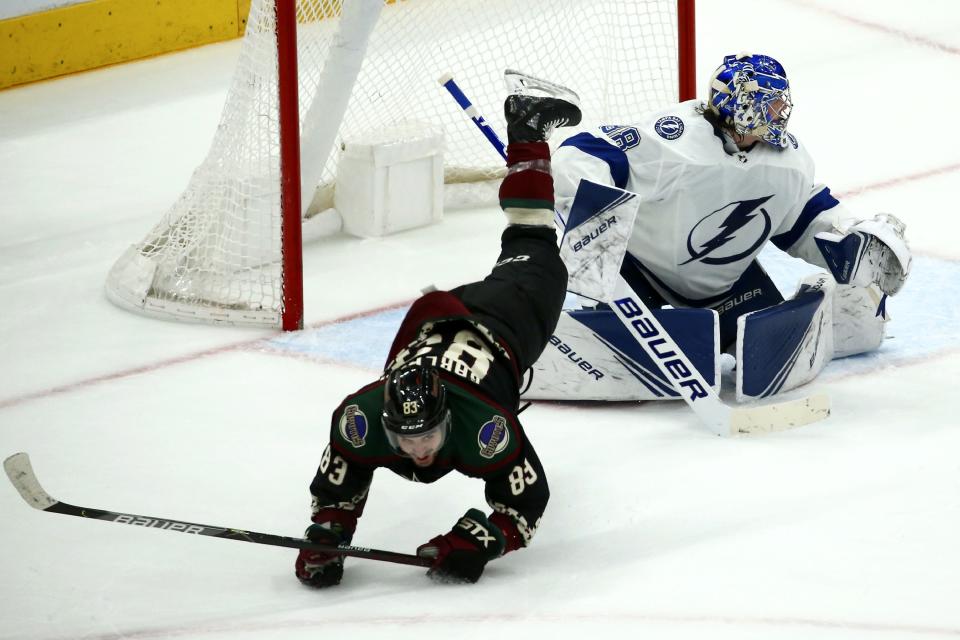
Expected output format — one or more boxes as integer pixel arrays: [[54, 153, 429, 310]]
[[105, 0, 696, 330]]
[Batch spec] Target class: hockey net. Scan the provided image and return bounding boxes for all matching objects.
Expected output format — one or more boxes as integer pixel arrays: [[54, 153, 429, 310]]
[[105, 0, 690, 328]]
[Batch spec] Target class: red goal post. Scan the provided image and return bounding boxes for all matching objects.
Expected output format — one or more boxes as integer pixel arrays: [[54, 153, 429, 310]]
[[106, 0, 697, 331]]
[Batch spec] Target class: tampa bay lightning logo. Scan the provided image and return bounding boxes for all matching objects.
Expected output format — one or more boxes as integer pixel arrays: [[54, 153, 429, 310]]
[[682, 196, 773, 265], [654, 116, 684, 140], [477, 416, 509, 459], [787, 132, 799, 149], [339, 404, 368, 448]]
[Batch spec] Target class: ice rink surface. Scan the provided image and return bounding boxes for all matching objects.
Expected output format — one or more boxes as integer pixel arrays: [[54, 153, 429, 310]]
[[2, 1, 960, 638]]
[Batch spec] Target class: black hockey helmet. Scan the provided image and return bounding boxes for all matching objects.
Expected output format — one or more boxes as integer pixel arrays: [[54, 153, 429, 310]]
[[381, 364, 451, 456]]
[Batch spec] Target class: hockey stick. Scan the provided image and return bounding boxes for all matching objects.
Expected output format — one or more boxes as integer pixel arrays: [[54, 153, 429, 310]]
[[3, 453, 431, 567], [438, 73, 507, 161], [439, 73, 829, 435]]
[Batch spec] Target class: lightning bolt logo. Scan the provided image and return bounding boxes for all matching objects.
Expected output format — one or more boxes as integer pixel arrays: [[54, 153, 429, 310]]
[[682, 195, 773, 265]]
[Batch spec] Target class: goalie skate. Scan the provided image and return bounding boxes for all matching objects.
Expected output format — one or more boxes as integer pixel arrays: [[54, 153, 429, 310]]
[[503, 69, 582, 143]]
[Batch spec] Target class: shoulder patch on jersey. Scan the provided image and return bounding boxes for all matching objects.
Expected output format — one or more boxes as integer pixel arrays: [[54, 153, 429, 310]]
[[338, 404, 369, 448], [477, 415, 510, 459], [654, 115, 685, 140], [787, 132, 799, 149]]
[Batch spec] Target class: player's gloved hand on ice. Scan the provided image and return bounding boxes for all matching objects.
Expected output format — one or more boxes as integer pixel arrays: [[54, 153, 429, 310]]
[[417, 508, 505, 584], [814, 213, 912, 296], [295, 511, 355, 588]]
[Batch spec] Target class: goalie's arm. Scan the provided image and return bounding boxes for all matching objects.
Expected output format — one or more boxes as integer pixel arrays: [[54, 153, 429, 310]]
[[771, 185, 912, 295], [552, 123, 684, 232]]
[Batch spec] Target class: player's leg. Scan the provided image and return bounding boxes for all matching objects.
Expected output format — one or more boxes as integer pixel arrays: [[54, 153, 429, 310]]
[[453, 144, 565, 374], [454, 225, 567, 373], [452, 84, 580, 372]]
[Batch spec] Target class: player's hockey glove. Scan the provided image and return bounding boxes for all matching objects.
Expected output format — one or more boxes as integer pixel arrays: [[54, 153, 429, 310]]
[[417, 508, 505, 584], [294, 509, 356, 588]]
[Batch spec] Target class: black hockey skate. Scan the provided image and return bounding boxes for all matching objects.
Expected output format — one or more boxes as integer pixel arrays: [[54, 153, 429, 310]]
[[503, 69, 582, 144]]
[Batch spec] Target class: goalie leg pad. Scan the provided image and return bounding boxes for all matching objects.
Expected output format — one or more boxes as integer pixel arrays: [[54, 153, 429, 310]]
[[736, 273, 835, 401], [832, 283, 887, 358], [709, 259, 786, 351], [524, 306, 719, 401]]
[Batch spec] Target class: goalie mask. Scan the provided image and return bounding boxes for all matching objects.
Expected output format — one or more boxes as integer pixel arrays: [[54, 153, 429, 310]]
[[382, 364, 451, 463], [707, 53, 792, 148]]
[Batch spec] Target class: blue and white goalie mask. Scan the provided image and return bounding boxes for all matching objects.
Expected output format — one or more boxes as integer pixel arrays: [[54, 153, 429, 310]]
[[708, 53, 793, 148]]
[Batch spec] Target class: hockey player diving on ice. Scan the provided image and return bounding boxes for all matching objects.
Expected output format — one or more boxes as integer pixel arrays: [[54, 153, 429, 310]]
[[525, 52, 913, 403], [295, 75, 581, 586]]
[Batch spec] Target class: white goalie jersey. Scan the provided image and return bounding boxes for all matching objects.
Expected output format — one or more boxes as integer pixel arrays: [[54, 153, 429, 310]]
[[552, 99, 846, 305]]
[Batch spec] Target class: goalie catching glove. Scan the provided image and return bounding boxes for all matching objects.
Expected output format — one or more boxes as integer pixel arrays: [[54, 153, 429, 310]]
[[814, 213, 912, 296], [417, 508, 506, 584]]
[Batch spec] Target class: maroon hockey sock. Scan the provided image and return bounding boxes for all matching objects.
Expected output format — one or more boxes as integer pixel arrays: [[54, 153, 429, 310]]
[[498, 142, 554, 213]]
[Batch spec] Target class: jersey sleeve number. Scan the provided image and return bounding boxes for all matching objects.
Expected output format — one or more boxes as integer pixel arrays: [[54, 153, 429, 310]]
[[507, 458, 539, 496], [319, 444, 348, 486], [600, 125, 641, 150]]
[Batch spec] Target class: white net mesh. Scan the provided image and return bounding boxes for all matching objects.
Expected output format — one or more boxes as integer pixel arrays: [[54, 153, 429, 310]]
[[106, 0, 681, 327]]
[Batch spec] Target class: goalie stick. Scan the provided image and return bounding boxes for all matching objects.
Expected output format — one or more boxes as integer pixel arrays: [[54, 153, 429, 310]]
[[439, 72, 830, 435], [3, 452, 431, 568]]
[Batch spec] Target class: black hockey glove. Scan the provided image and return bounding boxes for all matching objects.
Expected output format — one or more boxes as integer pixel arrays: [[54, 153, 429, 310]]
[[294, 510, 355, 588], [417, 508, 505, 584]]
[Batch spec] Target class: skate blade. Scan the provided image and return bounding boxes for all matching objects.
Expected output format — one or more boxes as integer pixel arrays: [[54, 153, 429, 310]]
[[503, 69, 580, 107]]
